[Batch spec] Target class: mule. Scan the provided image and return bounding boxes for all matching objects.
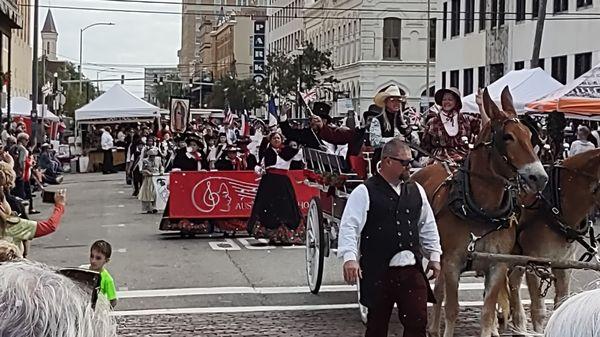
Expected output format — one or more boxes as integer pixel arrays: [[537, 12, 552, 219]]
[[509, 148, 600, 333], [411, 87, 548, 337]]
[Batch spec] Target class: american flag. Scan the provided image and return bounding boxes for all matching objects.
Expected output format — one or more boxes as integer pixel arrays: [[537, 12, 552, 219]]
[[223, 106, 234, 126]]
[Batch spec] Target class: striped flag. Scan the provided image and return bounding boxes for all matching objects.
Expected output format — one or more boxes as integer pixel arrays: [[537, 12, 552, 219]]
[[240, 110, 250, 137], [268, 96, 278, 126], [301, 89, 317, 105], [224, 106, 234, 126]]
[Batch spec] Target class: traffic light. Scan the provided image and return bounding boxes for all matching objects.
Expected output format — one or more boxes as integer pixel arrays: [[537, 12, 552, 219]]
[[121, 75, 125, 84], [159, 77, 164, 86], [188, 79, 193, 88], [153, 74, 158, 83]]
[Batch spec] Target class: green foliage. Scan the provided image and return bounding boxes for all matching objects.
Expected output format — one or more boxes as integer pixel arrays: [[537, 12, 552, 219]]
[[152, 73, 184, 109], [209, 77, 264, 111], [37, 61, 100, 118], [262, 41, 337, 99]]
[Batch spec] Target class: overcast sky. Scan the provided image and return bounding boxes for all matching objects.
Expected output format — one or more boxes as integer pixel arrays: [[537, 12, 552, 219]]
[[39, 0, 182, 97]]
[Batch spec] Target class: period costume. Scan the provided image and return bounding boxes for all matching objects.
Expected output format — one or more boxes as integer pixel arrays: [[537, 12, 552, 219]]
[[138, 148, 164, 213], [214, 147, 245, 170], [338, 175, 442, 337], [422, 88, 480, 163], [247, 144, 303, 244]]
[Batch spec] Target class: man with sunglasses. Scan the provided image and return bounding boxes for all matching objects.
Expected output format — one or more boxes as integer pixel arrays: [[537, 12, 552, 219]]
[[338, 138, 442, 337]]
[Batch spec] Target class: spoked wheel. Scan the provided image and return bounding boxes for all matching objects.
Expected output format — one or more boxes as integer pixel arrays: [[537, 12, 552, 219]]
[[357, 278, 368, 325], [305, 197, 325, 294]]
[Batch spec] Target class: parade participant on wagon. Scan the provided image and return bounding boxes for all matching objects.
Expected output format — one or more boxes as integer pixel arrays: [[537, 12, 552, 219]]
[[207, 133, 229, 169], [247, 131, 304, 245], [279, 102, 330, 150], [421, 87, 481, 164], [338, 139, 442, 337], [370, 85, 415, 148], [172, 134, 207, 171], [214, 146, 245, 171], [237, 136, 258, 170], [138, 148, 163, 214]]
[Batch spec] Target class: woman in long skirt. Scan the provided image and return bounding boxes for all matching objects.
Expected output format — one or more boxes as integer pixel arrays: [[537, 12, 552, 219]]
[[248, 132, 304, 245], [139, 148, 163, 213]]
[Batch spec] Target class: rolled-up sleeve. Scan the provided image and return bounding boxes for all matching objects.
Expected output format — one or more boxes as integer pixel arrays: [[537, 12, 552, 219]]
[[416, 183, 442, 262], [337, 184, 369, 263]]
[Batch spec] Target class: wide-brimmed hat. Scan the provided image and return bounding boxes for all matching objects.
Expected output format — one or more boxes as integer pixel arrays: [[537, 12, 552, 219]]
[[373, 85, 406, 108], [434, 87, 462, 110], [225, 145, 241, 152], [236, 136, 252, 145]]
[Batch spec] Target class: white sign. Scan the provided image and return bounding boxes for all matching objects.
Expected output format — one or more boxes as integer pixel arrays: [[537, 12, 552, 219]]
[[336, 98, 353, 115], [152, 174, 170, 211]]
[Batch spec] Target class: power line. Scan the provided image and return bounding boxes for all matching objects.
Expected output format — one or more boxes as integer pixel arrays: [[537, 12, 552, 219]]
[[22, 3, 600, 21], [67, 0, 600, 17]]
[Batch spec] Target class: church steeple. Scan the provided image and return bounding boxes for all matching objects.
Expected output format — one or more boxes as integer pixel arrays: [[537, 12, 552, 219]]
[[41, 10, 58, 60]]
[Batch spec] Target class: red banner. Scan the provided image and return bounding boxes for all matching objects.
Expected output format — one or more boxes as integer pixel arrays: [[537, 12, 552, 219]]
[[169, 170, 318, 219]]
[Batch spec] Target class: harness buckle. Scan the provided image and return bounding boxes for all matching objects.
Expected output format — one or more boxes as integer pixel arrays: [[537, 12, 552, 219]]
[[467, 233, 479, 253], [551, 207, 560, 215]]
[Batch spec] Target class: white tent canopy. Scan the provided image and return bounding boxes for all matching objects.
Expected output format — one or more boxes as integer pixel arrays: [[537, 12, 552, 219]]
[[461, 68, 563, 114], [10, 97, 59, 121], [75, 84, 159, 122]]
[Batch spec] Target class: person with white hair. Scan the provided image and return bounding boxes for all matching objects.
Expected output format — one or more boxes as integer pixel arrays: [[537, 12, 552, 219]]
[[569, 125, 596, 157], [0, 260, 117, 337], [545, 288, 600, 337]]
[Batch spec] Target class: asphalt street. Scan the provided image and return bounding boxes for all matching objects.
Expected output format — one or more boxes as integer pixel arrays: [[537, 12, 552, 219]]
[[28, 172, 600, 336]]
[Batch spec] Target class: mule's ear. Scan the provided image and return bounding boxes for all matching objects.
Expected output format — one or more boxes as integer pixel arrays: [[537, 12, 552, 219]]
[[500, 86, 517, 118], [483, 88, 504, 121]]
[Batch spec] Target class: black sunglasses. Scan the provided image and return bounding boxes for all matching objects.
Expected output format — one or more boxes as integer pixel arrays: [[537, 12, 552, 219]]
[[387, 156, 412, 167]]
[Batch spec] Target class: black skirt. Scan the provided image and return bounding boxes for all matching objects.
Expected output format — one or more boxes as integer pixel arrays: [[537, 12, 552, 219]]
[[248, 171, 301, 232]]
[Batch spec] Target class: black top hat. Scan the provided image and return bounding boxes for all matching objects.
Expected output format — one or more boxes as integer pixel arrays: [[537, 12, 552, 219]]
[[312, 102, 332, 118]]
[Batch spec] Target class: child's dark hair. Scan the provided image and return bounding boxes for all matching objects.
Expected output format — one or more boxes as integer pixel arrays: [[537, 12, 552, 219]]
[[91, 240, 112, 259]]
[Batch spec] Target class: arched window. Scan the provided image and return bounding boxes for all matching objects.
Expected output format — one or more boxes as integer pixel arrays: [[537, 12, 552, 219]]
[[383, 18, 402, 60]]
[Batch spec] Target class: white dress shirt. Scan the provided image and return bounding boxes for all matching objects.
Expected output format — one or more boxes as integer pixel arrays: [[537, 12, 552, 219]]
[[569, 140, 596, 157], [338, 181, 442, 266], [101, 131, 114, 151]]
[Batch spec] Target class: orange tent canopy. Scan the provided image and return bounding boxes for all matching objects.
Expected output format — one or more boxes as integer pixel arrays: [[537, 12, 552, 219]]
[[526, 64, 600, 118]]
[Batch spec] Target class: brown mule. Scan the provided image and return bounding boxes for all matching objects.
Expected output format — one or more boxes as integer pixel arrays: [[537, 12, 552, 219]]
[[509, 148, 600, 333], [411, 87, 548, 337]]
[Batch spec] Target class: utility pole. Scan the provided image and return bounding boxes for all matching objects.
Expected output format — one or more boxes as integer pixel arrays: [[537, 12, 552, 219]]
[[531, 0, 548, 68], [425, 0, 431, 107], [31, 0, 40, 143]]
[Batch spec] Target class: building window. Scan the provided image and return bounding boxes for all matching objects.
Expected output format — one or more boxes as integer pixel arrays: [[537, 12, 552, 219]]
[[532, 0, 539, 18], [553, 0, 568, 13], [450, 70, 459, 88], [516, 0, 526, 22], [443, 2, 448, 39], [464, 68, 474, 95], [465, 0, 475, 33], [551, 55, 567, 84], [574, 52, 592, 78], [383, 18, 401, 60], [442, 71, 447, 88], [538, 58, 545, 69], [429, 18, 437, 61], [479, 0, 486, 30], [490, 63, 504, 82], [515, 61, 525, 70], [451, 0, 460, 37], [577, 0, 593, 7], [491, 0, 498, 28], [498, 0, 505, 26], [478, 66, 486, 88]]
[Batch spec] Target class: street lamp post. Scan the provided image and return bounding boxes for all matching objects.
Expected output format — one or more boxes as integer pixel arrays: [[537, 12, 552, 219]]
[[79, 22, 115, 92]]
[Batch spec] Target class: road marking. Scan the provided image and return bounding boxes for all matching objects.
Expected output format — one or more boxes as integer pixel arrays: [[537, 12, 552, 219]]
[[116, 248, 127, 253], [118, 204, 125, 208], [118, 191, 125, 194], [113, 299, 554, 316], [101, 224, 126, 228], [117, 282, 525, 299]]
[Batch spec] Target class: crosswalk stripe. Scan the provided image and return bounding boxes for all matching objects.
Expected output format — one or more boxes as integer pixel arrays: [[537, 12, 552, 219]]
[[117, 282, 526, 299]]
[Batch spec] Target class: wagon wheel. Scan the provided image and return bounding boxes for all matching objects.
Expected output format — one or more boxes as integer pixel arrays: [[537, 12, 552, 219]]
[[305, 197, 325, 294], [357, 278, 368, 325]]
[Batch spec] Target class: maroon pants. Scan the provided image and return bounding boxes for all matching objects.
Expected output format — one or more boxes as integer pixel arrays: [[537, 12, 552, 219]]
[[365, 265, 428, 337]]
